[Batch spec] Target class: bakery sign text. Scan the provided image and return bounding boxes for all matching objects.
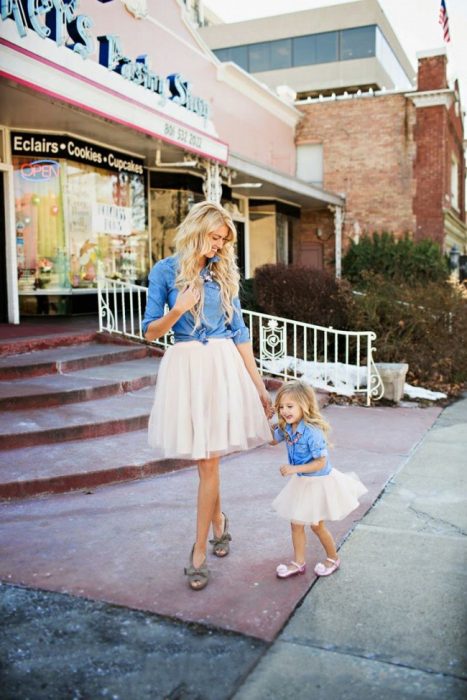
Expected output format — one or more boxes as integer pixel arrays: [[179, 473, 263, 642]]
[[0, 0, 210, 119]]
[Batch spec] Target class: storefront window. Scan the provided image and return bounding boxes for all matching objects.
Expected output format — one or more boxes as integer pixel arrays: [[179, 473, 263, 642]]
[[67, 161, 147, 286], [150, 189, 203, 264], [15, 157, 68, 295], [14, 156, 148, 303]]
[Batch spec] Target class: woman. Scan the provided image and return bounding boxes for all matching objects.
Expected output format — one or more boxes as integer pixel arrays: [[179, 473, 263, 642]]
[[142, 201, 272, 590]]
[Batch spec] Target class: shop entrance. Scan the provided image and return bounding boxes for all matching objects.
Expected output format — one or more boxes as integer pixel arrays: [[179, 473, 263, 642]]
[[0, 174, 8, 322]]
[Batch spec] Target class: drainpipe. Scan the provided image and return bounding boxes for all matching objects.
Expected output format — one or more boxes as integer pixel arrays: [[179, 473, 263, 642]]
[[328, 204, 344, 279]]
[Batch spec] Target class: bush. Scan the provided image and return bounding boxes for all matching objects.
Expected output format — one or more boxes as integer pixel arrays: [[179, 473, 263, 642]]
[[343, 233, 449, 286], [348, 273, 467, 388], [239, 276, 262, 313], [253, 263, 353, 328]]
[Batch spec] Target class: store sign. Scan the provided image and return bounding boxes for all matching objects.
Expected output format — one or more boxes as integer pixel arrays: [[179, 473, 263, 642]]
[[12, 132, 145, 175], [20, 159, 60, 181], [92, 203, 132, 235], [1, 0, 210, 119]]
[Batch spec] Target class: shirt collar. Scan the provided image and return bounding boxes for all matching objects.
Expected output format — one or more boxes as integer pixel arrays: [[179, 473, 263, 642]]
[[286, 419, 306, 436]]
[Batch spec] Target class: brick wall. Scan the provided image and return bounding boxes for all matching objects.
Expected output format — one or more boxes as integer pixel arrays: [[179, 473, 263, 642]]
[[296, 94, 417, 259], [417, 54, 448, 91], [413, 104, 446, 244]]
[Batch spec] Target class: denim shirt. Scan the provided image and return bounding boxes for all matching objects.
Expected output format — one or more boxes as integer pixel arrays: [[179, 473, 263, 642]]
[[141, 255, 250, 345], [274, 420, 331, 477]]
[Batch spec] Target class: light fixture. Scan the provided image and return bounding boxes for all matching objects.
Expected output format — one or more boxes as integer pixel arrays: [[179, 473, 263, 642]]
[[231, 182, 263, 189]]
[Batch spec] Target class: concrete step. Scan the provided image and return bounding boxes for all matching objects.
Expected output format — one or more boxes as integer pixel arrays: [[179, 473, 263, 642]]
[[0, 429, 192, 499], [0, 341, 151, 380], [0, 385, 155, 450], [0, 329, 98, 357], [0, 357, 161, 410]]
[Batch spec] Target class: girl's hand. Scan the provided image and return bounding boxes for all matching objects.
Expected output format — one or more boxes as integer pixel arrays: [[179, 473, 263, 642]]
[[258, 387, 274, 418], [174, 284, 200, 313], [280, 464, 296, 477]]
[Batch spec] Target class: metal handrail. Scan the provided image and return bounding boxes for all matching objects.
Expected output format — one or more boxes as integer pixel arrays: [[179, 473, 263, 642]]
[[97, 277, 383, 405]]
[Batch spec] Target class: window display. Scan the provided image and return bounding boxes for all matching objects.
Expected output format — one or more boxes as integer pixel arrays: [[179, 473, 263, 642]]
[[14, 153, 148, 314]]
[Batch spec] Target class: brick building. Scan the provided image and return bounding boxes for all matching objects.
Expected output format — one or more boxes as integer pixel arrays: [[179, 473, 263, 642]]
[[295, 48, 466, 268], [201, 1, 466, 273]]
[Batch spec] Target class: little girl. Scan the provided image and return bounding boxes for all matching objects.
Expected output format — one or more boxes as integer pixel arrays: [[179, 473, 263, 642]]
[[271, 380, 367, 578]]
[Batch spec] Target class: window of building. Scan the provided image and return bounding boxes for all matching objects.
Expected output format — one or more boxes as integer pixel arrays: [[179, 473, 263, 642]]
[[230, 45, 249, 71], [270, 38, 292, 70], [248, 42, 270, 72], [296, 144, 323, 187], [315, 31, 338, 63], [213, 45, 248, 71], [340, 25, 376, 60], [293, 34, 317, 66], [14, 157, 148, 303], [451, 156, 459, 211], [214, 24, 401, 74]]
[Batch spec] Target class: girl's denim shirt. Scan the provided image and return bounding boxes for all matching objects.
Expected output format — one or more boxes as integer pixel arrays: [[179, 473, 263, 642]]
[[274, 420, 331, 477], [142, 255, 250, 345]]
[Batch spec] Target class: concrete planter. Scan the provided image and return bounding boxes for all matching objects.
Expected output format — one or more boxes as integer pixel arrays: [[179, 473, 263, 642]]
[[375, 362, 409, 402]]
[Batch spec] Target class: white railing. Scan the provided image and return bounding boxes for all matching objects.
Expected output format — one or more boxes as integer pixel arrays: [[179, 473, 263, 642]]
[[98, 277, 384, 405]]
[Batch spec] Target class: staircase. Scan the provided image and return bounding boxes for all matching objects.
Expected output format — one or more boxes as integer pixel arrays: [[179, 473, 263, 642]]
[[0, 333, 194, 500]]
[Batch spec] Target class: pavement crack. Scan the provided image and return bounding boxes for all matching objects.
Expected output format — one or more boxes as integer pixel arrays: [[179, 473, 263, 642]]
[[278, 638, 467, 683], [407, 505, 467, 536]]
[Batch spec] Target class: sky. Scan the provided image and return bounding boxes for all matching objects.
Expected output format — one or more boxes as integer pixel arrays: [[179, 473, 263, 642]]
[[203, 0, 467, 107]]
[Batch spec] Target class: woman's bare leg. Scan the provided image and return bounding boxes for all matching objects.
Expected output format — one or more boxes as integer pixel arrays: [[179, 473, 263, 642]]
[[192, 456, 221, 569]]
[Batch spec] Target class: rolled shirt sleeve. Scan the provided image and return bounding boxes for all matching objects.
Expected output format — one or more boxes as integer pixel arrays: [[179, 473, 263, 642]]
[[229, 296, 250, 345], [307, 427, 328, 460], [142, 260, 168, 336]]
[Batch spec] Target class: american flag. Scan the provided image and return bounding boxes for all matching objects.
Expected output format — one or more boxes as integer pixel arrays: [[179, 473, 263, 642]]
[[439, 0, 451, 43]]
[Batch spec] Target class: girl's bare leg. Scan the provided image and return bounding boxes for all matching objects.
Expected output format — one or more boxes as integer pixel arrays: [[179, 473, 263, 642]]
[[311, 521, 338, 563], [282, 522, 306, 573], [192, 457, 220, 570]]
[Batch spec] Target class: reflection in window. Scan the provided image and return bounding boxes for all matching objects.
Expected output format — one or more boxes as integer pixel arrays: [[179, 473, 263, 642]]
[[293, 34, 316, 66], [14, 157, 148, 295], [316, 31, 338, 63], [249, 42, 270, 72], [150, 189, 203, 264], [340, 25, 376, 60], [270, 38, 292, 69]]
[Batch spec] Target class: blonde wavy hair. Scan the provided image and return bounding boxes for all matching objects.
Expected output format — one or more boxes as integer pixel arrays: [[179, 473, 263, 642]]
[[274, 380, 330, 442], [174, 201, 240, 328]]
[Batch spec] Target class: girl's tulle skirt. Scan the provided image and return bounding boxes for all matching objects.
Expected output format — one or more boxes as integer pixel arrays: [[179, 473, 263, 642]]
[[148, 338, 271, 460], [272, 469, 368, 525]]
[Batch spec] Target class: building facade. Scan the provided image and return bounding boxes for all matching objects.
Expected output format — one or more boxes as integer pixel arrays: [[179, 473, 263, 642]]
[[200, 0, 467, 269], [0, 0, 342, 323]]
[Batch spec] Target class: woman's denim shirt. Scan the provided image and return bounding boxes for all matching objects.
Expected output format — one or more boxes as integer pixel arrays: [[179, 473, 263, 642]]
[[142, 255, 250, 345], [274, 420, 331, 477]]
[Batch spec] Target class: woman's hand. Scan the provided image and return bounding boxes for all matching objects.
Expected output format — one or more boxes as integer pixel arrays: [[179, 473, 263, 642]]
[[280, 464, 296, 477], [258, 387, 274, 419], [174, 284, 200, 314]]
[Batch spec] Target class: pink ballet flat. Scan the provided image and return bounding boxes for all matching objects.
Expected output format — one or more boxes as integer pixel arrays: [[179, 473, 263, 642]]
[[314, 557, 340, 577], [276, 561, 306, 579]]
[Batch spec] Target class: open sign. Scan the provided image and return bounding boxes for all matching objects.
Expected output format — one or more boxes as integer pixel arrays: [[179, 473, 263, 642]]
[[20, 160, 60, 181]]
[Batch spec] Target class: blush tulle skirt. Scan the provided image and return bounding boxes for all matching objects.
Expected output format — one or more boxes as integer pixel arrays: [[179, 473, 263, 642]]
[[148, 338, 271, 460], [272, 469, 368, 525]]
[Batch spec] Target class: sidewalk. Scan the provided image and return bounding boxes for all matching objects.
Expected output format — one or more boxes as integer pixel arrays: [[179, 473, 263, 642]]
[[235, 394, 467, 699], [1, 397, 465, 698]]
